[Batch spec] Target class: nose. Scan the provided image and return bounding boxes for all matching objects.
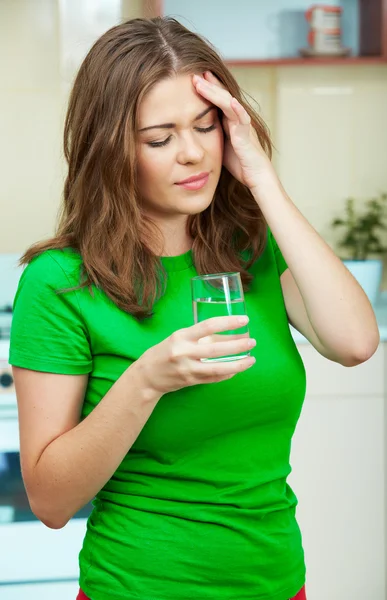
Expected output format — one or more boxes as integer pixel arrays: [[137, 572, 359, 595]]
[[176, 132, 205, 164]]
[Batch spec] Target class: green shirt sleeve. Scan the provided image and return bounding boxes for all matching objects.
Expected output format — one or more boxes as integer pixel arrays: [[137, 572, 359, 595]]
[[9, 250, 92, 375], [268, 227, 288, 276]]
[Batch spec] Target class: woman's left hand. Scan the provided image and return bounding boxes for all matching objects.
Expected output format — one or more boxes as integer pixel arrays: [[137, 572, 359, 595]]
[[192, 71, 274, 191]]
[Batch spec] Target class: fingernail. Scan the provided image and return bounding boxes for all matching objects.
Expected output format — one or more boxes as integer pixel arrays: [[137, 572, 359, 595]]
[[238, 316, 249, 324]]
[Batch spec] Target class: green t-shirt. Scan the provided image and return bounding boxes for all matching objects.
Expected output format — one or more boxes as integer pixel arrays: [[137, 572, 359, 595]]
[[9, 230, 307, 600]]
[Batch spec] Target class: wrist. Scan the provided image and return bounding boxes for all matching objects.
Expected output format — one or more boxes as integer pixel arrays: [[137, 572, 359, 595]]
[[127, 358, 163, 405], [250, 171, 285, 204]]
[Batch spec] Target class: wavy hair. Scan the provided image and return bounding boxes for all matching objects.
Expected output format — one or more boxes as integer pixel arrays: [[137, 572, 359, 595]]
[[20, 16, 271, 320]]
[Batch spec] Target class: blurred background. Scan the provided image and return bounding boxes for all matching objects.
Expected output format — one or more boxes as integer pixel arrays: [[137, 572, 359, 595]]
[[0, 1, 386, 599]]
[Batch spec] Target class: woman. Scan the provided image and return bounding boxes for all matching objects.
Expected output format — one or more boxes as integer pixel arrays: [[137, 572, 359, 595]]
[[9, 16, 379, 600]]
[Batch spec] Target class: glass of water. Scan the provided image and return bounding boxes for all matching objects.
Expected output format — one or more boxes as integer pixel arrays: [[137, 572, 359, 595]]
[[191, 272, 250, 363]]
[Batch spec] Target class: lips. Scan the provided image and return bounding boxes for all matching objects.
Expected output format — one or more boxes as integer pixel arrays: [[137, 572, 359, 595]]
[[175, 173, 209, 191], [176, 172, 209, 185]]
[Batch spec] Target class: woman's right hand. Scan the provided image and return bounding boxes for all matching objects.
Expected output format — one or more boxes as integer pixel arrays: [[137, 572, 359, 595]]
[[134, 316, 256, 396]]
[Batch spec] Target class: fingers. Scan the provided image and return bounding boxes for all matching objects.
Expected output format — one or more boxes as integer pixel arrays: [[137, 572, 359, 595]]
[[191, 334, 256, 361], [193, 73, 251, 128], [192, 74, 239, 123], [230, 97, 251, 126], [195, 354, 256, 379], [202, 71, 226, 89], [182, 315, 249, 342]]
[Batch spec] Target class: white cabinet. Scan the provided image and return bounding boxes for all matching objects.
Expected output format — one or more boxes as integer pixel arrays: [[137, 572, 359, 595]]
[[289, 343, 386, 600], [0, 520, 87, 584], [0, 581, 79, 600]]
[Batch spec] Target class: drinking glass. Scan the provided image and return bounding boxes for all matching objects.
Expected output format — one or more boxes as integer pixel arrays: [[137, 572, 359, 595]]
[[191, 272, 250, 362]]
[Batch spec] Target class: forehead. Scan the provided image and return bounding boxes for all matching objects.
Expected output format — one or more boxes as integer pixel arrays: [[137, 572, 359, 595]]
[[137, 74, 212, 126]]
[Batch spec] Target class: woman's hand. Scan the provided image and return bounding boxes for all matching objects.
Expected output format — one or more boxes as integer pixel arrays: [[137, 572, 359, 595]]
[[192, 71, 274, 191], [134, 316, 256, 396]]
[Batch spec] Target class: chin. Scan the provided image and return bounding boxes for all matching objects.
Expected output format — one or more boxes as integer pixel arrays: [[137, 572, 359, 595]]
[[183, 194, 214, 213]]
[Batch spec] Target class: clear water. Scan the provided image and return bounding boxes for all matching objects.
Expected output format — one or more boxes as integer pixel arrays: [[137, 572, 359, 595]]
[[193, 298, 250, 362]]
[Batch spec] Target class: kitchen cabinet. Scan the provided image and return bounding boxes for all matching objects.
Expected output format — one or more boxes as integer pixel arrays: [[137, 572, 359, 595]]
[[0, 581, 79, 600], [288, 341, 386, 599]]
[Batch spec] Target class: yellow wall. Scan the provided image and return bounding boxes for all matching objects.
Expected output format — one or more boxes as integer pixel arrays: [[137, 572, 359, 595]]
[[1, 1, 386, 284]]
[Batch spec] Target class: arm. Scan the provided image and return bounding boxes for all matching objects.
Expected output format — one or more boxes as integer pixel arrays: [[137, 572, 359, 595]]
[[279, 268, 355, 364], [253, 176, 380, 367], [14, 364, 161, 530], [188, 72, 379, 367]]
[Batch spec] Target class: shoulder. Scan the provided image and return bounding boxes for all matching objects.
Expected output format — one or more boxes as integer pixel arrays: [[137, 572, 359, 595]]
[[13, 248, 86, 315], [10, 248, 93, 374], [20, 248, 84, 288]]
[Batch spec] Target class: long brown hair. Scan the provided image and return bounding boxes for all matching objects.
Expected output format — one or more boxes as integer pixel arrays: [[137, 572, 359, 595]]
[[20, 17, 271, 321]]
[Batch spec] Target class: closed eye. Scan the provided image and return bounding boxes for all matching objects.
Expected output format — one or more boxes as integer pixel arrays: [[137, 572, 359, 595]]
[[147, 124, 217, 148]]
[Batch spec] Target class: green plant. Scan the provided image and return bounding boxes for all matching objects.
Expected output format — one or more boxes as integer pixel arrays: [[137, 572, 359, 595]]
[[331, 192, 387, 260]]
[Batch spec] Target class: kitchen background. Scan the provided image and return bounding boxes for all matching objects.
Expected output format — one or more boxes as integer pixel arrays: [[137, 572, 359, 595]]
[[0, 1, 386, 599]]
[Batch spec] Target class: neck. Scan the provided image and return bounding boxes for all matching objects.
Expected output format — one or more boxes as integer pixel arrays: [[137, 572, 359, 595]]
[[160, 237, 193, 257]]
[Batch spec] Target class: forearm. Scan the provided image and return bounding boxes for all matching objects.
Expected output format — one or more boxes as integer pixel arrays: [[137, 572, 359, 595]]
[[30, 364, 161, 529], [252, 174, 380, 361]]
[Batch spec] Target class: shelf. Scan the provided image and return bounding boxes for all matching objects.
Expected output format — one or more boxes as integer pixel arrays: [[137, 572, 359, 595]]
[[142, 0, 387, 64], [225, 56, 387, 67]]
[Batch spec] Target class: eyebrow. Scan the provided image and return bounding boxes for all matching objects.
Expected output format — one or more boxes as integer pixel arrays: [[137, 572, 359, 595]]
[[138, 106, 216, 132]]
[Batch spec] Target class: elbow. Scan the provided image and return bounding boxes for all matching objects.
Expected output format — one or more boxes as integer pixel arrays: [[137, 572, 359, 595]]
[[341, 331, 380, 368], [23, 467, 75, 530], [29, 498, 70, 530], [40, 515, 69, 530]]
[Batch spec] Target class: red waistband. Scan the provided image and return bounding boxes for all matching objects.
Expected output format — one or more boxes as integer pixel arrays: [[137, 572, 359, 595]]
[[292, 584, 307, 600]]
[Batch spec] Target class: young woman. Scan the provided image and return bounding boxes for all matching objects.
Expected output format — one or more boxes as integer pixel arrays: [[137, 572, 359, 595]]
[[9, 16, 379, 600]]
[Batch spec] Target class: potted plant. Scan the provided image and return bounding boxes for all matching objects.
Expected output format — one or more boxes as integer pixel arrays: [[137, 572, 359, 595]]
[[330, 192, 387, 304]]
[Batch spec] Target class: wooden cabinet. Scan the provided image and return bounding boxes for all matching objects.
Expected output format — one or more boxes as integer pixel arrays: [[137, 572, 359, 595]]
[[359, 0, 387, 57]]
